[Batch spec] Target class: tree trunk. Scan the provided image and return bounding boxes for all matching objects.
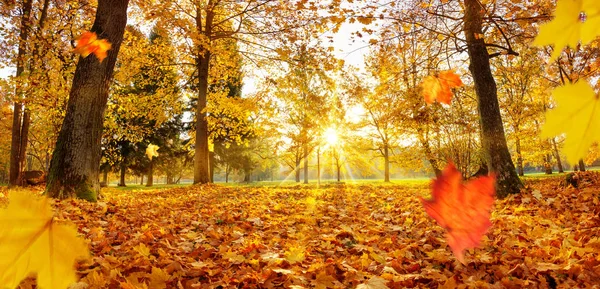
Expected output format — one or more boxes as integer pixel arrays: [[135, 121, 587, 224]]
[[166, 171, 172, 184], [9, 0, 33, 187], [578, 159, 586, 172], [45, 0, 129, 201], [303, 143, 309, 184], [118, 163, 126, 186], [140, 174, 144, 185], [102, 169, 108, 185], [384, 145, 390, 182], [317, 147, 321, 187], [336, 161, 341, 182], [417, 127, 441, 176], [295, 157, 301, 182], [146, 161, 153, 187], [464, 0, 522, 197], [551, 138, 564, 173], [544, 154, 553, 174], [209, 151, 215, 183], [17, 110, 30, 185], [225, 163, 230, 183], [193, 7, 214, 184], [516, 137, 524, 176]]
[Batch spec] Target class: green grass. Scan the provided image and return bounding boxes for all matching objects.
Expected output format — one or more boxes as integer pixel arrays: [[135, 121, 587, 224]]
[[105, 183, 190, 191], [107, 178, 431, 191]]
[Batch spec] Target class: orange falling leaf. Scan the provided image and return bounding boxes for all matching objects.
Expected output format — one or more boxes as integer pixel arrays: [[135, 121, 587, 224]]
[[420, 162, 495, 264], [422, 70, 463, 105], [74, 31, 112, 62]]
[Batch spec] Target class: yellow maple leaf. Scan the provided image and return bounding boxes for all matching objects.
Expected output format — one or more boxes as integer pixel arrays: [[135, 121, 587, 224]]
[[148, 267, 170, 289], [222, 250, 246, 264], [0, 192, 89, 289], [284, 246, 306, 264], [313, 271, 337, 289], [134, 243, 151, 257], [534, 0, 600, 60], [541, 81, 600, 164], [146, 144, 159, 160]]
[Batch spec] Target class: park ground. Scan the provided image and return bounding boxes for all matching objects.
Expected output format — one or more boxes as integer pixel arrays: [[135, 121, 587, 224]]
[[1, 173, 600, 288]]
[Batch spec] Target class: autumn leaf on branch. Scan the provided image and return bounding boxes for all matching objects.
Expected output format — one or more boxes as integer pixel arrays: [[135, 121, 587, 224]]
[[420, 163, 495, 264], [541, 81, 600, 164], [534, 0, 600, 60], [0, 192, 89, 289], [74, 31, 112, 62], [421, 70, 463, 105]]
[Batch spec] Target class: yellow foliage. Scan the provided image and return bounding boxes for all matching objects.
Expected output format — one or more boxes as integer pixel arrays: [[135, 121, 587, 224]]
[[0, 192, 89, 289]]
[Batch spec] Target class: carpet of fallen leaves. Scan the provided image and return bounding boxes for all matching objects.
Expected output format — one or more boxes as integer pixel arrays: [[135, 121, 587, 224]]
[[4, 173, 600, 289]]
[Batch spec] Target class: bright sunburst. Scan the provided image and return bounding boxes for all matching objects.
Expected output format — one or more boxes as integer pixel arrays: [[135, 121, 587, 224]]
[[324, 127, 339, 146]]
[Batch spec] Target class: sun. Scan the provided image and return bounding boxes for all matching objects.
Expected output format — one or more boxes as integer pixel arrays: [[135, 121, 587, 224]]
[[324, 127, 339, 146]]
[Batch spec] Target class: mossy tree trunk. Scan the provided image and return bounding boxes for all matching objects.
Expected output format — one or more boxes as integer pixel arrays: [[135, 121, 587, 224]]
[[45, 0, 129, 201], [464, 0, 522, 197]]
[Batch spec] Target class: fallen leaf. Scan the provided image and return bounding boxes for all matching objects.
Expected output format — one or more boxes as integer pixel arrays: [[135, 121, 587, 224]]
[[284, 246, 306, 264], [356, 276, 389, 289], [420, 163, 496, 263]]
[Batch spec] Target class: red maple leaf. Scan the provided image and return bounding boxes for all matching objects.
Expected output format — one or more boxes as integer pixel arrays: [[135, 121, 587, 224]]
[[422, 70, 463, 105], [420, 162, 496, 263]]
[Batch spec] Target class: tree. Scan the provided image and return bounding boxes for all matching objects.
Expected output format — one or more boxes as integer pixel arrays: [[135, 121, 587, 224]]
[[463, 0, 522, 196], [102, 25, 183, 187], [8, 0, 33, 186], [45, 0, 129, 201], [139, 0, 329, 184], [270, 36, 337, 183]]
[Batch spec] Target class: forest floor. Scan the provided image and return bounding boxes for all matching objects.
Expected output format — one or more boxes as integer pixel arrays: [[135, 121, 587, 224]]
[[5, 173, 600, 288]]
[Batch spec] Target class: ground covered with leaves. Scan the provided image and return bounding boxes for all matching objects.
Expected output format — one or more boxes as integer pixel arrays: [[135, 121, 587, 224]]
[[5, 174, 600, 289]]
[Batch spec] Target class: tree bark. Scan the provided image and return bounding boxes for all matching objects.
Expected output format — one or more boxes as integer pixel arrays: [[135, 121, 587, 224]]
[[464, 0, 522, 197], [193, 7, 214, 184], [225, 163, 230, 183], [578, 159, 586, 172], [295, 156, 300, 182], [384, 145, 390, 182], [544, 154, 553, 174], [551, 138, 564, 173], [118, 163, 126, 186], [146, 161, 153, 187], [417, 128, 441, 176], [336, 161, 341, 182], [303, 143, 309, 184], [515, 137, 524, 176], [209, 151, 215, 182], [317, 147, 321, 187], [45, 0, 129, 201], [102, 169, 108, 186], [9, 0, 33, 187]]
